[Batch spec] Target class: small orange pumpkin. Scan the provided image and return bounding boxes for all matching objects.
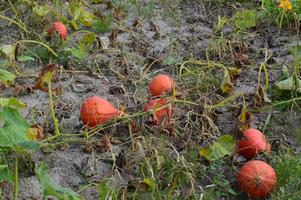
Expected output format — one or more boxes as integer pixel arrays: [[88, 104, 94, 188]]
[[236, 128, 271, 160], [237, 160, 277, 198], [47, 21, 68, 40], [80, 96, 122, 127], [148, 75, 173, 97], [144, 98, 172, 125]]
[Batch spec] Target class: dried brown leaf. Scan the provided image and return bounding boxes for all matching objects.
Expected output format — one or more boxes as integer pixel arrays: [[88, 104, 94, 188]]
[[32, 64, 62, 95], [252, 85, 271, 108]]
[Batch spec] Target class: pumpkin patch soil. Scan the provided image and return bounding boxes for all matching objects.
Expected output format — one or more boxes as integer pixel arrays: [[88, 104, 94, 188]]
[[1, 1, 300, 199]]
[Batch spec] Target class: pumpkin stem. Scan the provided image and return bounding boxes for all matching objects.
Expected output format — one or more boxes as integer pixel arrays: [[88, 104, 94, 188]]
[[255, 176, 262, 188]]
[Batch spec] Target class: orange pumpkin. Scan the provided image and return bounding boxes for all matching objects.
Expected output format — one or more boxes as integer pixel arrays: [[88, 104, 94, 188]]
[[236, 128, 271, 160], [47, 21, 68, 40], [80, 96, 122, 127], [148, 75, 173, 97], [144, 98, 172, 125], [237, 160, 277, 198]]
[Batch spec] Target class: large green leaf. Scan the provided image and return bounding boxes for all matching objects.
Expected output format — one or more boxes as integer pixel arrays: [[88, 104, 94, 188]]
[[0, 165, 13, 183], [0, 107, 30, 148], [35, 162, 82, 200], [200, 135, 236, 161], [0, 69, 15, 87]]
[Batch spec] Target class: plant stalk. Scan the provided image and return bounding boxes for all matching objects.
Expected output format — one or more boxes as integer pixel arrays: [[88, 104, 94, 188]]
[[48, 80, 60, 136], [13, 156, 18, 200]]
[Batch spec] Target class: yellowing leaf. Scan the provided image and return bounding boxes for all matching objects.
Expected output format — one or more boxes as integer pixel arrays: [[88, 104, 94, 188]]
[[199, 148, 209, 157], [228, 67, 242, 77], [0, 69, 15, 87], [0, 45, 16, 61], [80, 10, 96, 27], [221, 68, 234, 93], [142, 178, 156, 190], [238, 105, 251, 132], [0, 97, 26, 109], [26, 125, 44, 141]]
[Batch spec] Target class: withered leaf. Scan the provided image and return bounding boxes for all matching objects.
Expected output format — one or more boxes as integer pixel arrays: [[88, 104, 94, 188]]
[[115, 150, 125, 169], [234, 52, 250, 66], [150, 21, 160, 40], [33, 64, 62, 95], [221, 68, 234, 94], [228, 67, 242, 78], [252, 85, 271, 107], [96, 135, 112, 152], [237, 105, 252, 132], [110, 29, 118, 48], [27, 124, 44, 141]]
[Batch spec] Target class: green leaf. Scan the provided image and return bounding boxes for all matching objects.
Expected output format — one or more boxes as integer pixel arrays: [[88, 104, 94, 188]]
[[35, 162, 82, 200], [71, 44, 88, 59], [275, 76, 295, 91], [0, 165, 13, 183], [33, 5, 50, 17], [98, 180, 118, 200], [200, 135, 235, 161], [68, 2, 83, 21], [0, 69, 15, 87], [0, 97, 26, 109], [17, 55, 35, 62], [18, 141, 40, 151], [93, 16, 112, 33], [282, 65, 290, 79], [234, 9, 257, 30], [0, 107, 30, 148], [163, 54, 177, 65], [71, 33, 96, 59], [290, 45, 301, 62]]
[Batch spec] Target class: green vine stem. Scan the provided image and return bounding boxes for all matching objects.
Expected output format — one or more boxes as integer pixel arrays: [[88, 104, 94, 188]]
[[48, 79, 61, 136], [15, 40, 58, 58], [13, 156, 18, 200]]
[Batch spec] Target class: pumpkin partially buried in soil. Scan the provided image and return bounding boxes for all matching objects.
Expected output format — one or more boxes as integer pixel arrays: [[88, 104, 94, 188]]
[[236, 128, 271, 160], [144, 98, 172, 125], [148, 74, 174, 97], [80, 96, 122, 127], [237, 160, 277, 198]]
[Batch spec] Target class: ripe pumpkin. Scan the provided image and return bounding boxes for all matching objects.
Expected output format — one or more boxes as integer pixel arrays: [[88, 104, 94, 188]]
[[47, 21, 68, 40], [80, 96, 122, 127], [236, 128, 271, 159], [237, 160, 277, 198], [148, 75, 173, 97], [144, 98, 172, 125]]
